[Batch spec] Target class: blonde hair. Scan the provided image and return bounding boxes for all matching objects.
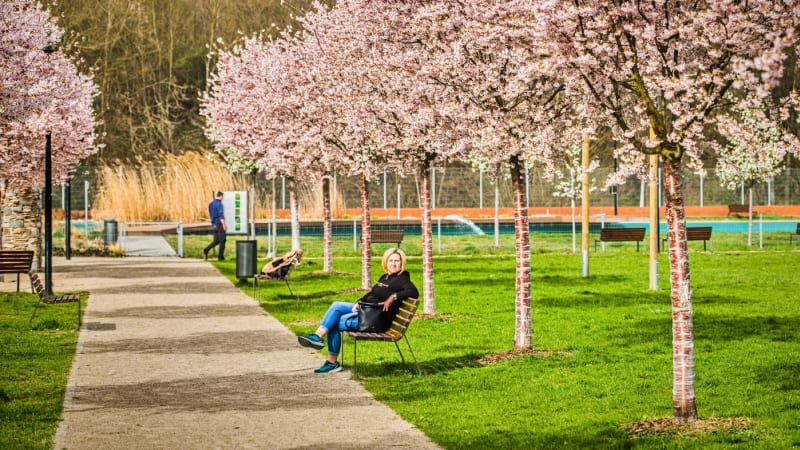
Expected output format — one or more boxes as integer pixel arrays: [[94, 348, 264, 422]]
[[381, 247, 407, 273]]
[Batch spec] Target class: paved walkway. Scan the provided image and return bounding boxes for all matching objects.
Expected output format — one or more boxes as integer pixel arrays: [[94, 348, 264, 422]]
[[49, 256, 438, 450]]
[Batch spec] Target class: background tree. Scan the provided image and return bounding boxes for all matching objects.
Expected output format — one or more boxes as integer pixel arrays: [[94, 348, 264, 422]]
[[1, 0, 99, 253], [717, 96, 800, 245], [539, 0, 800, 422], [50, 0, 324, 161]]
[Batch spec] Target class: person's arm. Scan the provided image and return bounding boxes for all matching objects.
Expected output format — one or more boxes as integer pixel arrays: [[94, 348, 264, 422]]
[[379, 273, 418, 311]]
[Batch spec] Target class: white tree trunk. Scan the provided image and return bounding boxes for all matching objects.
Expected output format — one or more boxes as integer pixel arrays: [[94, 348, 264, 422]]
[[663, 158, 698, 422], [289, 178, 301, 251], [419, 161, 436, 314], [322, 176, 333, 273], [510, 156, 532, 350], [359, 176, 372, 290]]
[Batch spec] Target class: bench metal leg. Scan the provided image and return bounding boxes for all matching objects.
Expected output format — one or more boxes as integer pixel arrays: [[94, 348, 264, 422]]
[[402, 335, 421, 375]]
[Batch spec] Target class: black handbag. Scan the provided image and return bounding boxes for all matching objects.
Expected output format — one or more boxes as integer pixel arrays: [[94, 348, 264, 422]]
[[357, 302, 391, 332]]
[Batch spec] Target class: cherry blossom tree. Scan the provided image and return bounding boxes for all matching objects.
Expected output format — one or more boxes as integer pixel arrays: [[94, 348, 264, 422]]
[[1, 0, 99, 251], [414, 1, 578, 346], [717, 96, 800, 245], [538, 0, 800, 422]]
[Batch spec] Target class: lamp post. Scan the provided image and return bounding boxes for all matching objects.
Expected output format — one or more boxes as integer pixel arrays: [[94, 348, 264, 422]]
[[43, 44, 54, 294], [44, 132, 53, 295]]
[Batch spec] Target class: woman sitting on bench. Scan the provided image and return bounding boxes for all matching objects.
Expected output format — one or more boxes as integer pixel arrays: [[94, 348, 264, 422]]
[[297, 247, 418, 374]]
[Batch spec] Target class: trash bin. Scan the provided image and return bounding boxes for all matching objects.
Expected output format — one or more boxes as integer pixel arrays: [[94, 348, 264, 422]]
[[103, 218, 118, 245], [236, 240, 258, 280]]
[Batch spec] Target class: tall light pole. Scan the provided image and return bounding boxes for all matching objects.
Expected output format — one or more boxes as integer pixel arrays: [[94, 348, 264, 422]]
[[43, 44, 54, 295], [44, 132, 53, 295]]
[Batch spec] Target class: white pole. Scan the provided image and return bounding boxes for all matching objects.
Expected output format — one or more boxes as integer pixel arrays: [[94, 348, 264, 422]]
[[494, 183, 500, 248], [281, 176, 286, 210], [383, 170, 387, 209], [525, 166, 530, 209], [437, 217, 441, 253], [479, 168, 484, 209], [84, 180, 89, 239], [699, 173, 704, 207], [396, 184, 401, 219], [759, 213, 763, 249], [431, 168, 436, 210]]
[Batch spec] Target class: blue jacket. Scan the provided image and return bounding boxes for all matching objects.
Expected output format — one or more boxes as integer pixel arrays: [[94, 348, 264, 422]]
[[208, 198, 225, 227]]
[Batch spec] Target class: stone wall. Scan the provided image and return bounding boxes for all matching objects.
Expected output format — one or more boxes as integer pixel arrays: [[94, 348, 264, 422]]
[[1, 187, 42, 270]]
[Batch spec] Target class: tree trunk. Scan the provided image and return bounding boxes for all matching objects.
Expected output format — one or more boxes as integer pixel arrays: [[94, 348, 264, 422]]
[[322, 176, 333, 273], [289, 178, 300, 251], [510, 156, 532, 350], [419, 161, 436, 314], [662, 157, 698, 423], [359, 175, 372, 290]]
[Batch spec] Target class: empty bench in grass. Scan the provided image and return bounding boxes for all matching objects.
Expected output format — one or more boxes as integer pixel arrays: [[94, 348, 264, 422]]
[[0, 250, 34, 292], [728, 204, 755, 217], [359, 229, 404, 247], [595, 227, 646, 252], [28, 270, 82, 328], [790, 223, 800, 245], [662, 226, 713, 252], [344, 297, 420, 376]]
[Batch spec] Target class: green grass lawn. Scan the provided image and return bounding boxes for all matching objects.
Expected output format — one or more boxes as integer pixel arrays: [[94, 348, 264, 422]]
[[4, 231, 799, 448], [211, 233, 800, 448], [0, 290, 84, 450]]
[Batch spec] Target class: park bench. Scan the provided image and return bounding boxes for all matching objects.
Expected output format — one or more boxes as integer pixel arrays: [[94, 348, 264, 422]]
[[0, 250, 34, 292], [255, 249, 303, 300], [662, 226, 713, 252], [360, 229, 404, 247], [344, 297, 421, 376], [728, 204, 755, 217], [595, 227, 646, 252], [28, 270, 82, 329], [790, 223, 800, 245]]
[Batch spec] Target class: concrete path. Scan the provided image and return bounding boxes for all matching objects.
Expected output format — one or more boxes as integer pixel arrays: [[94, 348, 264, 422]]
[[50, 256, 438, 450]]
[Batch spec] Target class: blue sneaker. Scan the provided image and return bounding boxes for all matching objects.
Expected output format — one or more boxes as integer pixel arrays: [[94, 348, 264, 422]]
[[298, 334, 324, 350], [314, 361, 342, 374]]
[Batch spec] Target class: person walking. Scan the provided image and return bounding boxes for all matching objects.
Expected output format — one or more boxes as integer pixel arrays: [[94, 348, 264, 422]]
[[203, 191, 227, 261]]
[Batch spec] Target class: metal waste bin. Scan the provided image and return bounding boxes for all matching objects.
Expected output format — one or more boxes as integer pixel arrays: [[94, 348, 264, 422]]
[[103, 218, 118, 245], [236, 240, 258, 280]]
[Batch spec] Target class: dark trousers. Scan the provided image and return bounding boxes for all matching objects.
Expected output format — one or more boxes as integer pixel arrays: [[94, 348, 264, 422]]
[[204, 225, 227, 260]]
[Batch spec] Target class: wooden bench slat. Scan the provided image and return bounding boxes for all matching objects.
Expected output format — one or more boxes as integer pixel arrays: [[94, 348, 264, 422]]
[[28, 270, 81, 328], [595, 227, 646, 252], [662, 226, 713, 251], [0, 250, 34, 292], [790, 223, 800, 245], [728, 204, 756, 216], [359, 229, 404, 247], [344, 297, 420, 376]]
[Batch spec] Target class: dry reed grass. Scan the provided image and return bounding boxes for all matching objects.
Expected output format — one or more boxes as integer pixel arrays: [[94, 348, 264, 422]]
[[93, 152, 345, 222], [93, 152, 235, 222]]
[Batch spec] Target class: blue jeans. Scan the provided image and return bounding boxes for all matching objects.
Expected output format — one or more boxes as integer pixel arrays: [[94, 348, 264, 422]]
[[319, 301, 359, 355]]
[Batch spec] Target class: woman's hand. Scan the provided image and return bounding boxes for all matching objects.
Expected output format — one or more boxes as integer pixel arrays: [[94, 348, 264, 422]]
[[352, 303, 359, 313], [379, 294, 396, 311]]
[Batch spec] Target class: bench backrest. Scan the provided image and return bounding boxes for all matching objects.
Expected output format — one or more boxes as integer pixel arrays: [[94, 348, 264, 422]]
[[29, 270, 46, 299], [685, 226, 712, 240], [599, 227, 645, 241], [0, 251, 34, 274], [363, 229, 404, 244], [728, 204, 750, 213], [385, 297, 419, 339]]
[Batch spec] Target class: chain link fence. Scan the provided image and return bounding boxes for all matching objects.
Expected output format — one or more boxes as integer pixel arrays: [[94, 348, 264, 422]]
[[52, 164, 800, 214]]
